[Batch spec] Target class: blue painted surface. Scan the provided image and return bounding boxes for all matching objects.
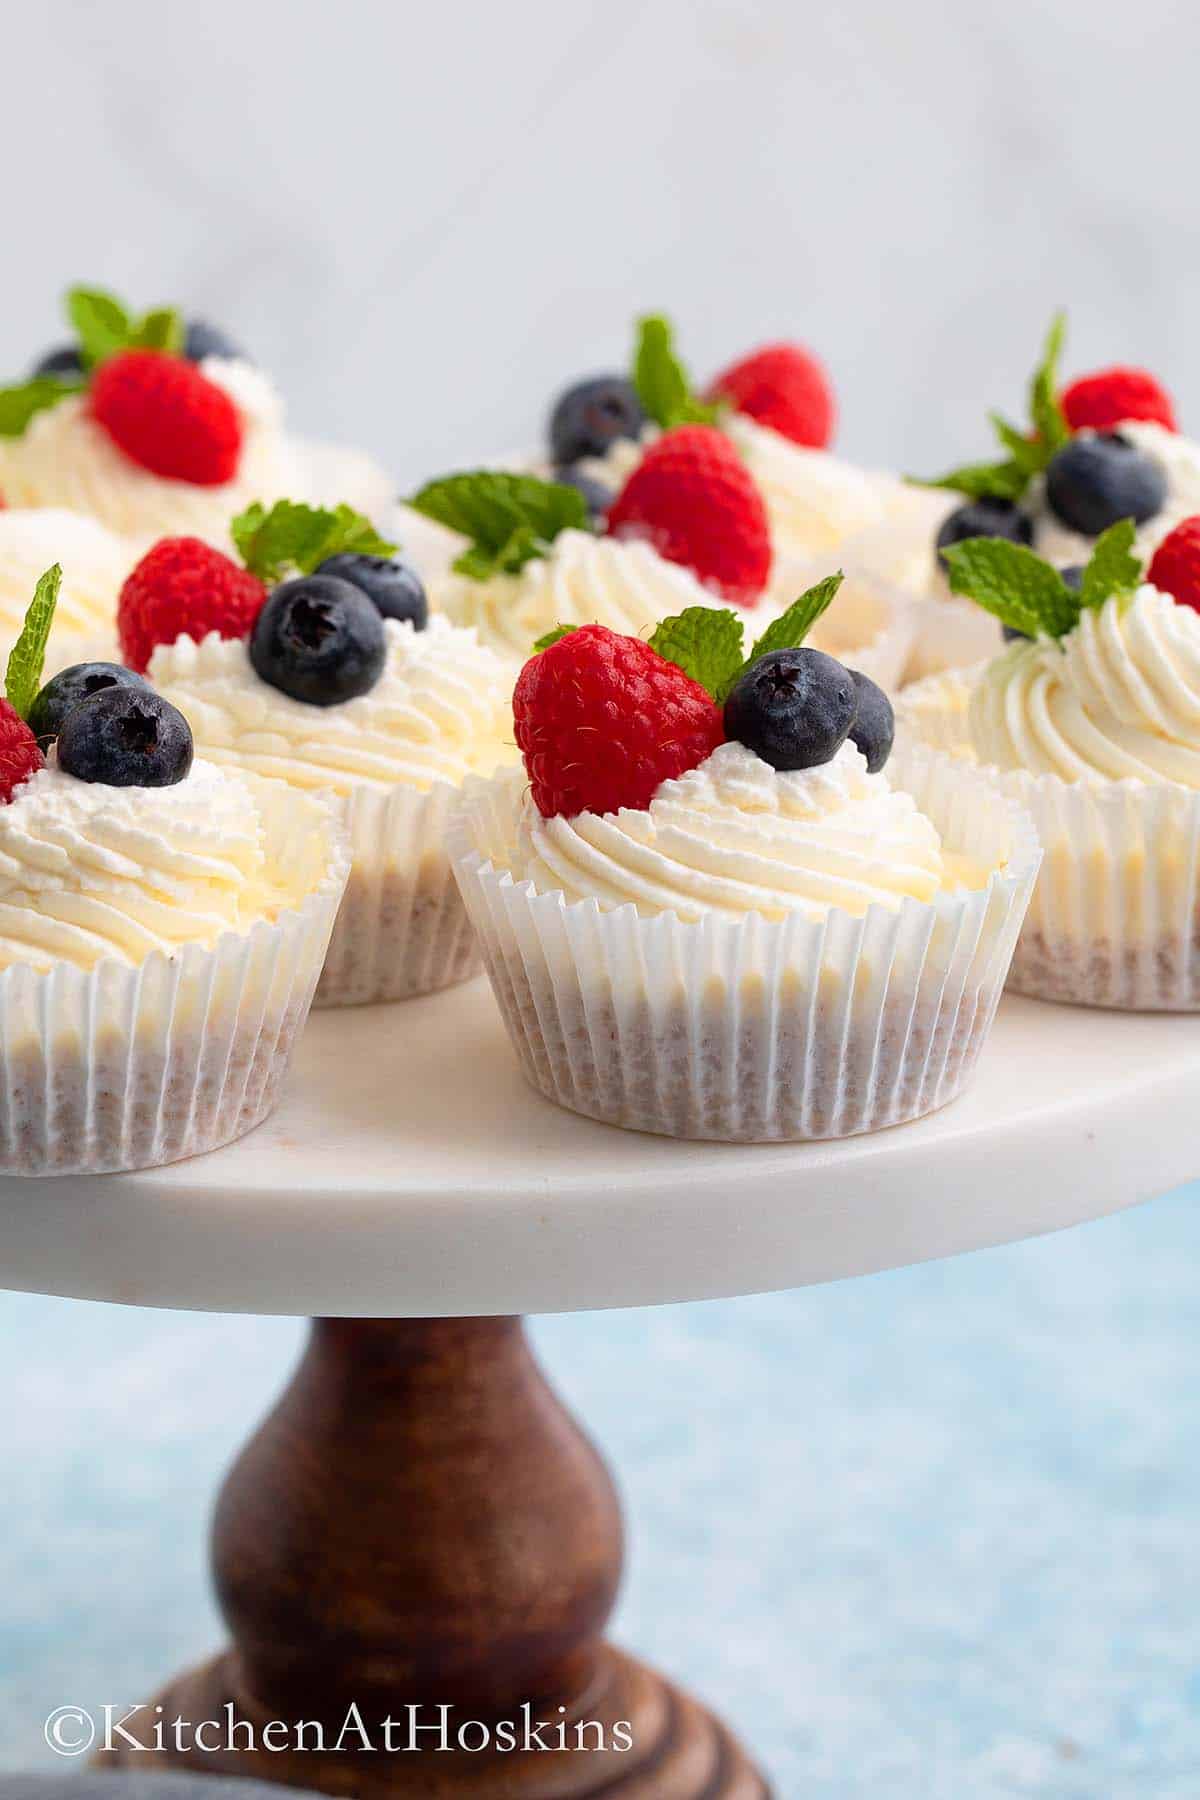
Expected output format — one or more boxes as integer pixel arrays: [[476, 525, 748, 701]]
[[1, 1182, 1197, 1798]]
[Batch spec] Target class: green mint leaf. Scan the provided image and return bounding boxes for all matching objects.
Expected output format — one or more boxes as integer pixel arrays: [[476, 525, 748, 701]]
[[231, 499, 395, 582], [632, 314, 720, 429], [66, 286, 132, 368], [987, 412, 1045, 477], [908, 458, 1029, 502], [127, 306, 184, 355], [942, 538, 1079, 639], [648, 606, 746, 701], [0, 377, 85, 438], [1079, 519, 1142, 611], [408, 471, 588, 580], [533, 625, 578, 652], [748, 573, 844, 664], [6, 563, 61, 719], [1028, 310, 1070, 460]]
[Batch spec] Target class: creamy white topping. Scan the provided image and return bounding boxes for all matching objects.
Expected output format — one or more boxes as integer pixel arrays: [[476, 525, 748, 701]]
[[512, 739, 948, 921], [151, 615, 513, 795], [0, 757, 285, 972], [1029, 422, 1200, 568], [0, 359, 300, 549], [969, 585, 1200, 784], [434, 529, 730, 665], [0, 508, 132, 640]]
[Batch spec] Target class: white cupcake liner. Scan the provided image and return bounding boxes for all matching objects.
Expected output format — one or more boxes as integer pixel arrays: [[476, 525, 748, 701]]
[[315, 778, 484, 1007], [447, 755, 1040, 1142], [898, 669, 1200, 1010], [0, 784, 349, 1176]]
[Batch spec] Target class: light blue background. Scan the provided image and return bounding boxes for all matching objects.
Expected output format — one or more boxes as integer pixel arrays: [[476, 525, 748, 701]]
[[3, 1181, 1197, 1798]]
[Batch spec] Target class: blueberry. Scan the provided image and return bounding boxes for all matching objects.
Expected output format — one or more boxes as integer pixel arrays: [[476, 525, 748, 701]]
[[27, 662, 150, 749], [30, 344, 84, 380], [552, 463, 614, 521], [1044, 432, 1166, 536], [56, 688, 193, 787], [316, 553, 427, 630], [1001, 625, 1029, 643], [1059, 564, 1085, 591], [548, 376, 644, 465], [723, 647, 856, 772], [250, 575, 385, 707], [846, 669, 894, 774], [935, 497, 1033, 571], [184, 318, 247, 364]]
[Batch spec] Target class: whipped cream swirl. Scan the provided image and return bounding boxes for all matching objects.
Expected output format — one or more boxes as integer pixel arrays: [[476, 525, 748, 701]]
[[0, 507, 132, 642], [513, 739, 945, 921], [0, 758, 279, 972], [969, 585, 1200, 785], [434, 529, 727, 665], [0, 359, 299, 549], [151, 615, 513, 795]]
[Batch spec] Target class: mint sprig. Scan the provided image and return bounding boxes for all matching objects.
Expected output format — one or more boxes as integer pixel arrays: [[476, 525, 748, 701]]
[[646, 607, 746, 700], [66, 286, 184, 369], [0, 377, 85, 438], [409, 471, 589, 580], [646, 573, 845, 702], [912, 311, 1070, 501], [632, 315, 722, 430], [6, 564, 61, 719], [942, 519, 1142, 640], [232, 500, 396, 584]]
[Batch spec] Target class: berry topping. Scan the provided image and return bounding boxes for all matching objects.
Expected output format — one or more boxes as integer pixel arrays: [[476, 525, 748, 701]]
[[846, 669, 894, 774], [708, 342, 836, 449], [722, 647, 856, 772], [30, 345, 85, 381], [1044, 432, 1167, 536], [119, 537, 267, 673], [249, 576, 386, 708], [90, 349, 243, 486], [552, 463, 614, 521], [607, 424, 771, 606], [548, 376, 644, 466], [1060, 564, 1085, 591], [936, 497, 1033, 571], [28, 663, 149, 749], [56, 688, 193, 788], [183, 319, 247, 365], [1061, 367, 1177, 435], [316, 552, 427, 629], [1147, 517, 1200, 614], [0, 698, 44, 803], [514, 623, 724, 819]]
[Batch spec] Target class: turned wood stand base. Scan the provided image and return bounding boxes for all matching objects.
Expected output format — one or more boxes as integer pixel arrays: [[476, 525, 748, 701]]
[[97, 1317, 770, 1797]]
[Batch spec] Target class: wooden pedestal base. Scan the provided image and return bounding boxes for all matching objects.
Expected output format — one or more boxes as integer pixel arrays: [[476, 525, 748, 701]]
[[98, 1317, 770, 1797]]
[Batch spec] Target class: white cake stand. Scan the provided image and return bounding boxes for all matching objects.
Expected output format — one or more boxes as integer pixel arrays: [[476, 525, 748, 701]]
[[4, 980, 1193, 1799]]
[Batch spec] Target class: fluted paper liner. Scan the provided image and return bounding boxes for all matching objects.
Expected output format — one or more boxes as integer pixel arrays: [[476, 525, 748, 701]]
[[0, 782, 348, 1176], [448, 754, 1040, 1141], [315, 779, 485, 1007], [899, 668, 1200, 1009]]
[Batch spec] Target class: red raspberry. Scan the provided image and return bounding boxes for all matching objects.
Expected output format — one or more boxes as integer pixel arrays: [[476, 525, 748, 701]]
[[90, 349, 244, 485], [606, 424, 771, 606], [0, 698, 43, 803], [119, 537, 267, 673], [707, 342, 835, 449], [1147, 518, 1200, 614], [514, 623, 724, 819], [1060, 367, 1177, 435]]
